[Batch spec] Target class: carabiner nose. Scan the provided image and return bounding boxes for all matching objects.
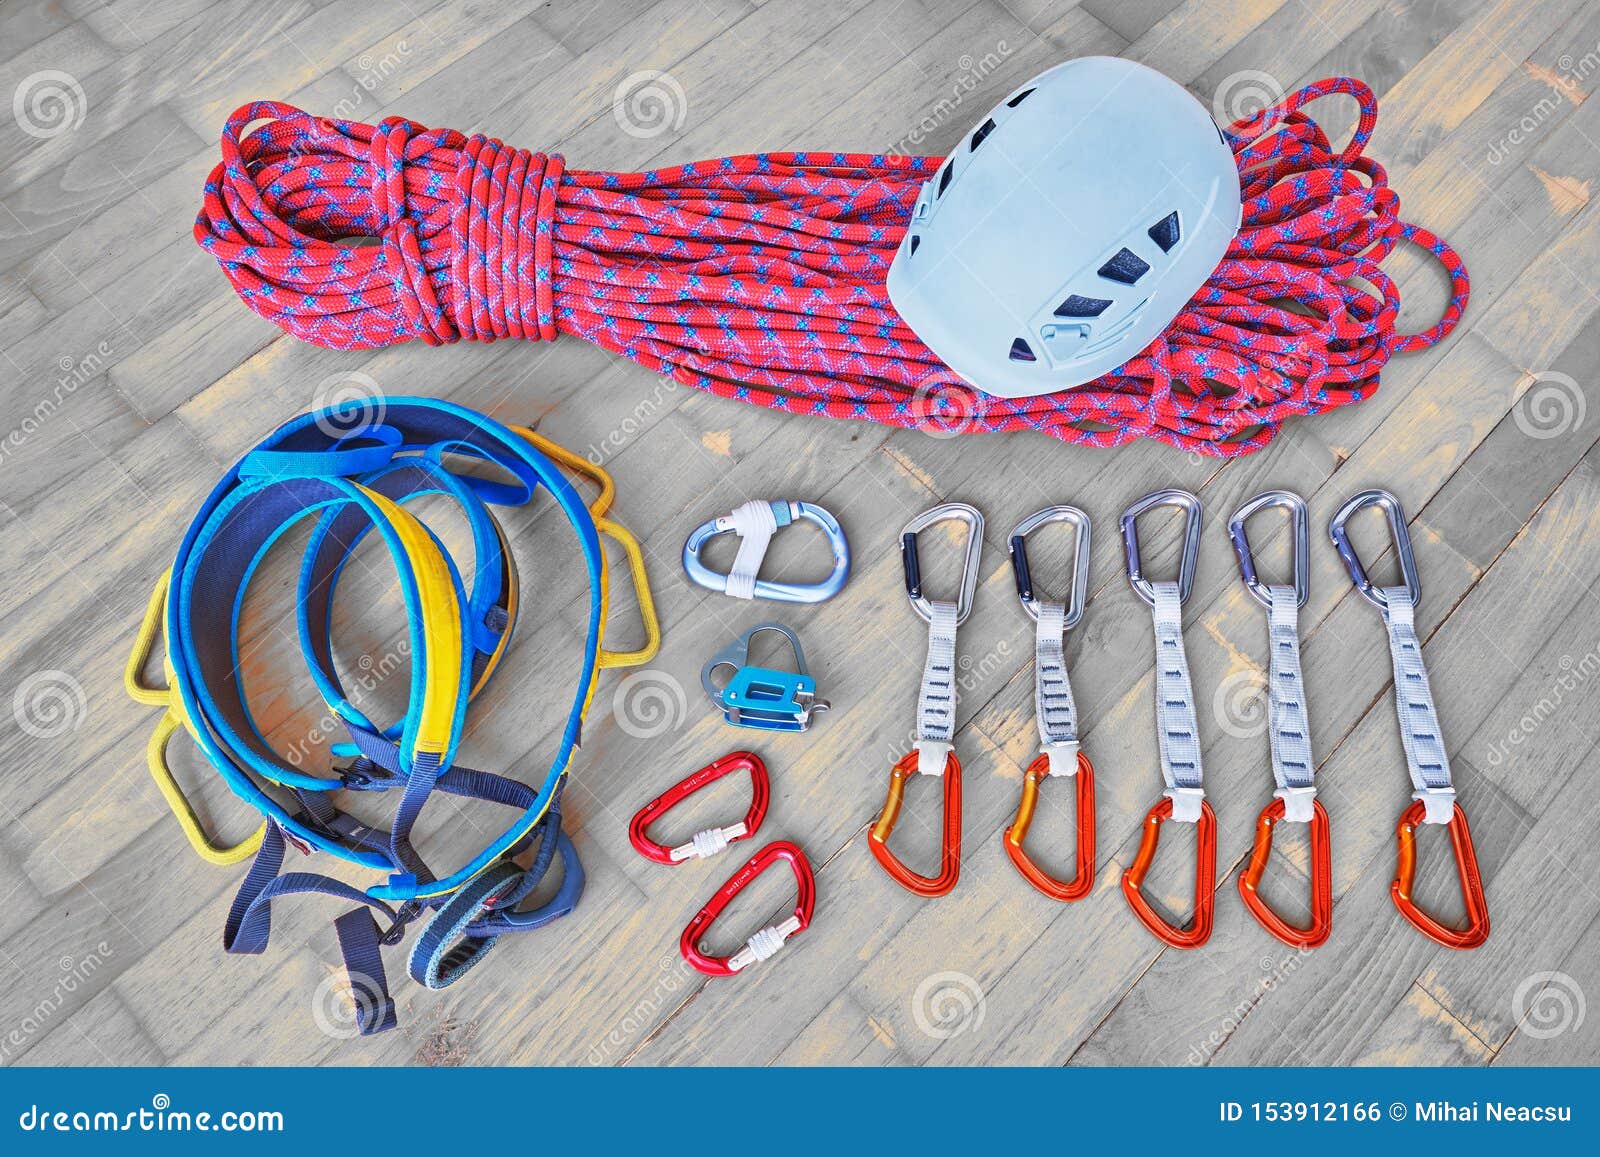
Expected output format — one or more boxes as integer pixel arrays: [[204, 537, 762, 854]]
[[1121, 489, 1202, 605], [1008, 505, 1090, 628], [1328, 489, 1421, 610], [1228, 489, 1309, 609], [900, 502, 984, 623]]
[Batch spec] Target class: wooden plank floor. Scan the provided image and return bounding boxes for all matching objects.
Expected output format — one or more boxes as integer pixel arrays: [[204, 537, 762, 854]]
[[2, 0, 1598, 1067]]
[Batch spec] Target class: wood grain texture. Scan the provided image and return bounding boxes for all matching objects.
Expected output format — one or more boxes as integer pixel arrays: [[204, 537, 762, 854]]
[[1, 0, 1595, 1068]]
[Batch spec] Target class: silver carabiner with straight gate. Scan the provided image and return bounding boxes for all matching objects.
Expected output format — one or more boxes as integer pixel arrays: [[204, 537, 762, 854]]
[[1009, 506, 1090, 628], [900, 502, 984, 624], [1228, 489, 1309, 609], [1120, 488, 1202, 605], [1328, 489, 1421, 610]]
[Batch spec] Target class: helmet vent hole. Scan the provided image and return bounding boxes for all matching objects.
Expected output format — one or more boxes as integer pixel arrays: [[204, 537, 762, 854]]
[[909, 234, 920, 256], [1097, 248, 1149, 285], [970, 118, 996, 151], [1009, 338, 1036, 363], [1147, 212, 1181, 252], [1054, 295, 1112, 318], [1006, 88, 1034, 108], [937, 164, 954, 198]]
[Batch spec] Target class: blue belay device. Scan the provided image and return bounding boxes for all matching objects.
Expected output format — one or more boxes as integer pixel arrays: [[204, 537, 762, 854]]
[[701, 623, 829, 733]]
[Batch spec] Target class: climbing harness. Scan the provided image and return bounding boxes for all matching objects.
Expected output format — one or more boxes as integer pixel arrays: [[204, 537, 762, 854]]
[[1002, 507, 1096, 901], [124, 397, 660, 1033], [701, 623, 829, 732], [198, 68, 1468, 455], [680, 841, 816, 977], [1120, 489, 1216, 949], [868, 503, 982, 897], [1330, 490, 1489, 949], [683, 500, 850, 603], [629, 752, 770, 865], [887, 57, 1242, 398], [1228, 490, 1332, 948]]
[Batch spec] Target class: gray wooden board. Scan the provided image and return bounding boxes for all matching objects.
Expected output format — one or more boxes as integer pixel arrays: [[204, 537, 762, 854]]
[[1, 0, 1596, 1067]]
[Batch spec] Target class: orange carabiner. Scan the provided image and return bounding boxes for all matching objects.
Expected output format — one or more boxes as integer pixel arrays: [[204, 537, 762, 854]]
[[1004, 752, 1095, 901], [869, 750, 961, 897], [1238, 797, 1332, 948], [1121, 796, 1216, 949], [1392, 799, 1489, 950]]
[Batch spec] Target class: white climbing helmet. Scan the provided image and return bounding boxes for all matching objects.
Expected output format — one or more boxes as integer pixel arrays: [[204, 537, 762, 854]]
[[886, 56, 1243, 399]]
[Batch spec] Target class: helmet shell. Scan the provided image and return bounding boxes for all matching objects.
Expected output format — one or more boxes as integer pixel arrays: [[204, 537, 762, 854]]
[[887, 57, 1242, 399]]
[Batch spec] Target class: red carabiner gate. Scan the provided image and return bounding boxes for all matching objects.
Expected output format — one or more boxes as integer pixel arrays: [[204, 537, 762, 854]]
[[1238, 798, 1332, 948], [1121, 796, 1217, 949], [1392, 800, 1489, 950], [679, 840, 816, 976], [1003, 752, 1095, 901], [628, 752, 769, 865], [869, 749, 962, 897]]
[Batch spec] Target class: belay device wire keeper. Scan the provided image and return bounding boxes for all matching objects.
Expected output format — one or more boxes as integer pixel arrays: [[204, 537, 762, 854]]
[[197, 58, 1468, 456], [124, 398, 661, 1034]]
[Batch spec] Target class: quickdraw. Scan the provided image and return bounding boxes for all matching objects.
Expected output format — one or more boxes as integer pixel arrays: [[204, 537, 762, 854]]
[[1002, 507, 1096, 901], [868, 503, 982, 898], [682, 500, 851, 603], [629, 752, 770, 865], [680, 841, 816, 977], [1330, 490, 1489, 950], [1120, 489, 1216, 949], [124, 397, 660, 1033], [1228, 490, 1332, 948], [701, 623, 829, 732]]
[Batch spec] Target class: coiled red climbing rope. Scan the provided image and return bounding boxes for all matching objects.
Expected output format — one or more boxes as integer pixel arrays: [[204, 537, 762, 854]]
[[196, 77, 1467, 456]]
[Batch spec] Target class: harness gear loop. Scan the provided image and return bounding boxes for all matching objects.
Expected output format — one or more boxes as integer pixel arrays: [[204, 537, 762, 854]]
[[1002, 507, 1096, 901], [629, 752, 770, 865], [1229, 490, 1331, 948], [1330, 489, 1488, 949], [869, 503, 982, 897], [680, 841, 816, 976], [682, 500, 851, 603], [1119, 489, 1214, 948]]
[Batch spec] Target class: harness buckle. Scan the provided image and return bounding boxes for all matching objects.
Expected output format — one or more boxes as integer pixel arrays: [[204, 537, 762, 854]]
[[701, 623, 829, 732], [682, 500, 851, 603], [380, 900, 425, 946]]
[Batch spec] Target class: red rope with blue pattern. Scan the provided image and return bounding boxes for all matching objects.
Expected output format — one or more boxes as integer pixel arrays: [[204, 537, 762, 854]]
[[196, 77, 1467, 457]]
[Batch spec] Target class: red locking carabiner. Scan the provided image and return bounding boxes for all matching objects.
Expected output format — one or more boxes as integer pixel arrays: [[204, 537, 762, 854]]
[[1121, 795, 1217, 950], [1004, 751, 1095, 901], [869, 749, 962, 897], [679, 840, 816, 977], [628, 752, 769, 865], [1238, 797, 1332, 949], [1392, 799, 1489, 950]]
